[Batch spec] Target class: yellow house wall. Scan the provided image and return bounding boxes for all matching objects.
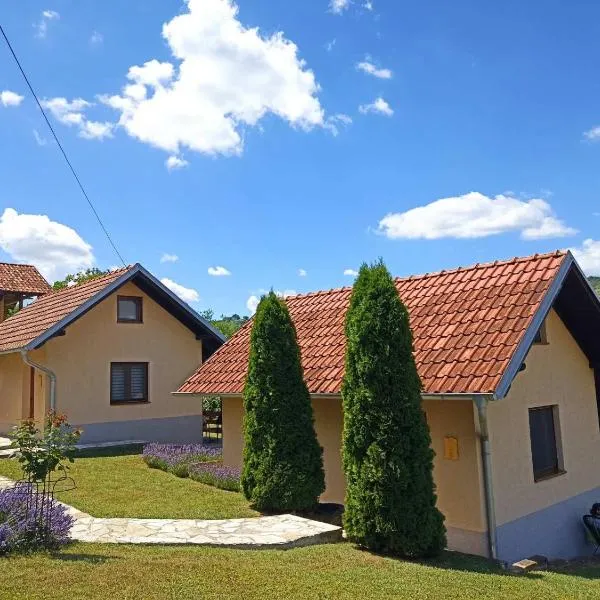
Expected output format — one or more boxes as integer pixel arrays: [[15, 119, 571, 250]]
[[38, 281, 203, 428], [488, 308, 600, 526], [0, 353, 26, 432], [424, 399, 486, 533]]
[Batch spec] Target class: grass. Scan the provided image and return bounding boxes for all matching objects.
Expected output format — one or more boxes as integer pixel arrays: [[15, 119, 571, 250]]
[[0, 448, 257, 520], [0, 542, 598, 600]]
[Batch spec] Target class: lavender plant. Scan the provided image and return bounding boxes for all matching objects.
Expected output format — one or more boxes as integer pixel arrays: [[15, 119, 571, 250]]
[[142, 444, 221, 478], [189, 463, 241, 492], [0, 484, 73, 553]]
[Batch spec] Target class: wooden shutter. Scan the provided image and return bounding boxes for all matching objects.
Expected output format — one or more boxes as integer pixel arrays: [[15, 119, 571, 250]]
[[529, 406, 559, 480]]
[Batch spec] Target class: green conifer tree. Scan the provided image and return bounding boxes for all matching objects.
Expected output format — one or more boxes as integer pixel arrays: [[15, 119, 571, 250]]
[[342, 261, 446, 557], [242, 292, 325, 511]]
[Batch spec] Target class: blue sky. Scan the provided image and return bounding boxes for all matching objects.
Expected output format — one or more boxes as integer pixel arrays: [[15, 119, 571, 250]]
[[0, 0, 599, 316]]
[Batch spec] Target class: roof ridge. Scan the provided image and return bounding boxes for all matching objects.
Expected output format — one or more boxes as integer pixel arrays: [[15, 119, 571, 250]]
[[395, 250, 567, 283], [45, 266, 133, 297], [284, 251, 567, 301], [0, 261, 42, 268]]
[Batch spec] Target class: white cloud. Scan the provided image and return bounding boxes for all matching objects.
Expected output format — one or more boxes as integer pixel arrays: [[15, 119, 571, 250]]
[[160, 253, 179, 263], [571, 239, 600, 275], [160, 277, 200, 303], [325, 39, 336, 52], [377, 192, 577, 241], [166, 155, 189, 170], [359, 97, 393, 116], [330, 0, 350, 14], [356, 60, 392, 79], [208, 266, 231, 276], [298, 268, 307, 277], [42, 97, 114, 140], [100, 0, 324, 158], [0, 91, 24, 107], [584, 126, 600, 141], [32, 129, 48, 146], [324, 113, 353, 136], [90, 31, 103, 45], [35, 10, 60, 39], [0, 208, 94, 281], [344, 269, 358, 276], [246, 289, 297, 314], [364, 1, 374, 10], [246, 295, 260, 314], [79, 120, 113, 140]]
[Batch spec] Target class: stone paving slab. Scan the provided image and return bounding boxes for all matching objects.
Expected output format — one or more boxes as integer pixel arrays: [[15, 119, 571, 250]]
[[0, 476, 342, 549]]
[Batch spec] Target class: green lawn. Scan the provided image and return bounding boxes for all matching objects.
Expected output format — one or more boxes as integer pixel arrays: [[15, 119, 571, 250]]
[[0, 543, 598, 600], [0, 450, 257, 520]]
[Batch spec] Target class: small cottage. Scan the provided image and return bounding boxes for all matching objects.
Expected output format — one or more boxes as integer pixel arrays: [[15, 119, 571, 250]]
[[178, 251, 600, 563]]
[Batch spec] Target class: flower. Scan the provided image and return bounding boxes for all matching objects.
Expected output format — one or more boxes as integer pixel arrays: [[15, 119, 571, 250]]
[[188, 463, 241, 492], [0, 483, 73, 553]]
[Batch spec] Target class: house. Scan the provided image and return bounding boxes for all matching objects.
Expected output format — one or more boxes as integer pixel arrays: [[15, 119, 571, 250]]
[[0, 263, 225, 443], [0, 262, 52, 319], [177, 251, 600, 564]]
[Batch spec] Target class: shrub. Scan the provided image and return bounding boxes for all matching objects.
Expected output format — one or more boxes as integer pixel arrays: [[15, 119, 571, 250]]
[[0, 484, 73, 554], [242, 292, 325, 512], [142, 444, 221, 478], [10, 412, 81, 483], [189, 463, 241, 492], [342, 260, 446, 558]]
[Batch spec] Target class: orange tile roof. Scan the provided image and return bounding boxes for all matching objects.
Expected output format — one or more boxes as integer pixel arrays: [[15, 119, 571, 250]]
[[0, 267, 132, 353], [179, 251, 568, 396], [0, 263, 51, 295]]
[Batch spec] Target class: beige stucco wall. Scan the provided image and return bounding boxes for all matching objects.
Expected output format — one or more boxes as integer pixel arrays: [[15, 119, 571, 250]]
[[222, 396, 244, 468], [424, 399, 486, 533], [222, 394, 486, 548], [34, 281, 203, 428], [0, 353, 27, 432], [488, 308, 600, 526]]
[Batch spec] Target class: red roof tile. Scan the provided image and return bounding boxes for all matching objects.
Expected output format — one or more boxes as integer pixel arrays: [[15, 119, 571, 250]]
[[178, 251, 568, 396], [0, 267, 132, 353], [0, 263, 51, 295]]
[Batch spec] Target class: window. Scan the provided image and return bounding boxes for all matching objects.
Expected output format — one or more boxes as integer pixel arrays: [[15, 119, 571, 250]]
[[529, 406, 562, 481], [117, 296, 142, 323], [110, 363, 148, 404]]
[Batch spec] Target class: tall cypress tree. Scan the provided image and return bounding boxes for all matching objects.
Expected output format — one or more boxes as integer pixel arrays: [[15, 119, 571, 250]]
[[242, 292, 325, 512], [342, 260, 446, 557]]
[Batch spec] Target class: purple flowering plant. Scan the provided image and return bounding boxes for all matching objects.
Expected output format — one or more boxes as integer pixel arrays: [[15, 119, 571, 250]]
[[0, 483, 73, 554], [188, 463, 241, 492], [142, 444, 221, 478]]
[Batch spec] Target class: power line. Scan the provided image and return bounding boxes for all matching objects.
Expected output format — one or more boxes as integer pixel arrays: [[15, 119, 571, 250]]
[[0, 23, 127, 267]]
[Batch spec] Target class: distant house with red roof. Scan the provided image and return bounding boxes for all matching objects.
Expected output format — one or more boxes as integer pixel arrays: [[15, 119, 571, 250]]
[[178, 251, 600, 564], [0, 263, 224, 443], [0, 262, 51, 319]]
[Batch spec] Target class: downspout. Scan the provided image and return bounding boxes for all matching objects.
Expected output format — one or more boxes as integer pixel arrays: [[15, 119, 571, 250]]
[[474, 395, 497, 560], [20, 349, 56, 412]]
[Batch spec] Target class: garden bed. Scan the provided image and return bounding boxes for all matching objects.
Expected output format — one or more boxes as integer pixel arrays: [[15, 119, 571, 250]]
[[143, 444, 242, 492]]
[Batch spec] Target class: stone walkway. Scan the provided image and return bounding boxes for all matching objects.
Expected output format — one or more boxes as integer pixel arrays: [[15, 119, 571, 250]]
[[0, 476, 342, 549]]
